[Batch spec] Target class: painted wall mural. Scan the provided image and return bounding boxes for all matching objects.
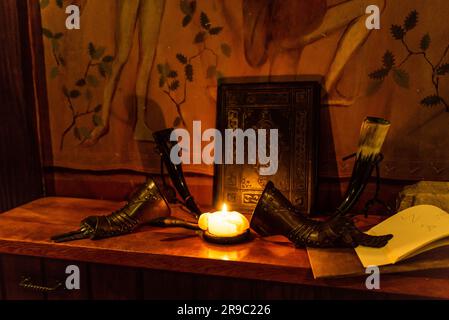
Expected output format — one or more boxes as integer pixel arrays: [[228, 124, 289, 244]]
[[39, 0, 449, 180], [367, 9, 449, 110]]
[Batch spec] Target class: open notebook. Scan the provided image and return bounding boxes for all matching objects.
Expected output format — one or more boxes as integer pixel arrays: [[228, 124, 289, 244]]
[[355, 205, 449, 267]]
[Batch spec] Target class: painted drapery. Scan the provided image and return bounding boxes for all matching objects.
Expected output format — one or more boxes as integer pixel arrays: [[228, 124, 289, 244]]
[[39, 0, 449, 180]]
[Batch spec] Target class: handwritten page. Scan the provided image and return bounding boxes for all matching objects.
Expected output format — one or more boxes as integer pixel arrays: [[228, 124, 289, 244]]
[[355, 205, 449, 267]]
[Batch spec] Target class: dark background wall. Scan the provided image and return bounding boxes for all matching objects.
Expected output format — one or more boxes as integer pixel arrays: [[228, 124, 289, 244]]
[[0, 0, 43, 212]]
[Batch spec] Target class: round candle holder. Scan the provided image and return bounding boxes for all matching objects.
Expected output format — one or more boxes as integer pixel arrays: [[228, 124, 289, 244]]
[[200, 229, 252, 245]]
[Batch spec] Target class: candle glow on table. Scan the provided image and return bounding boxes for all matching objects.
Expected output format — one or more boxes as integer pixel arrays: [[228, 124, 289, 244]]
[[198, 204, 250, 237]]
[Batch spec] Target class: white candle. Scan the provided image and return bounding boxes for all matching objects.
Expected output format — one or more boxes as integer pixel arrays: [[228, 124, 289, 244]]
[[198, 204, 249, 237]]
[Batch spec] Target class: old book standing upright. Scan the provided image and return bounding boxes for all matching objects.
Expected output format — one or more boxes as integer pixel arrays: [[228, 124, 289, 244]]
[[214, 82, 320, 214]]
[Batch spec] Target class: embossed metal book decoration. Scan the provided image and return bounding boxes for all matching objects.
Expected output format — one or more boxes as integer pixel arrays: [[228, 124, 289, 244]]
[[214, 82, 320, 214]]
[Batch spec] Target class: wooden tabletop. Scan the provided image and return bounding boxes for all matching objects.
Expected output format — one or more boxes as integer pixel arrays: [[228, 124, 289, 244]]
[[0, 197, 448, 299]]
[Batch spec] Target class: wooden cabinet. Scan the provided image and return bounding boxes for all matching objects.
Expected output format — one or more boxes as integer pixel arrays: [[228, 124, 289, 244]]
[[89, 264, 140, 300], [0, 255, 88, 300], [1, 255, 44, 300], [0, 254, 434, 300], [0, 254, 384, 300], [43, 259, 89, 300], [0, 255, 144, 300], [0, 197, 448, 300]]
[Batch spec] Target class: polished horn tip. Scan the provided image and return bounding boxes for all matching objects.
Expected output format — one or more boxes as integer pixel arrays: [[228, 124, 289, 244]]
[[357, 116, 391, 159]]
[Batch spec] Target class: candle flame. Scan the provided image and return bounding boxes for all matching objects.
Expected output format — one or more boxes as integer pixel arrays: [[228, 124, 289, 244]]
[[222, 203, 228, 213]]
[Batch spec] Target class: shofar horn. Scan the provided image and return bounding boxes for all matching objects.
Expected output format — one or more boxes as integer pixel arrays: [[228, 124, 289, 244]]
[[250, 181, 392, 248], [336, 117, 391, 216], [51, 177, 171, 242], [153, 128, 202, 219]]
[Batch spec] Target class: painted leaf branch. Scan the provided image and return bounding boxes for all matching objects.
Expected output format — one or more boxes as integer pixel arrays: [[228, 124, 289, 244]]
[[60, 43, 113, 150], [158, 2, 231, 127], [42, 28, 65, 78], [41, 0, 73, 76], [180, 0, 197, 27], [368, 10, 449, 111]]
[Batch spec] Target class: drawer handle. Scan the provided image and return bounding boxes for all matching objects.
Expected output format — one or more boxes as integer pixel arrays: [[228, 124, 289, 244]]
[[19, 277, 62, 293]]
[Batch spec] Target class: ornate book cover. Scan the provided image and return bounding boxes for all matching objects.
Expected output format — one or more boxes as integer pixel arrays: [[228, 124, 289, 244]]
[[214, 82, 320, 215]]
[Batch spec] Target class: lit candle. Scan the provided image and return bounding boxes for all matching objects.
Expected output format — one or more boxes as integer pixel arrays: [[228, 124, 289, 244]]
[[198, 204, 250, 238]]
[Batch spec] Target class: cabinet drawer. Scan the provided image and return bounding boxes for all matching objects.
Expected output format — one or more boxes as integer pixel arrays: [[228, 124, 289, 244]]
[[43, 259, 89, 300], [1, 255, 44, 300], [0, 255, 88, 300], [89, 264, 140, 300]]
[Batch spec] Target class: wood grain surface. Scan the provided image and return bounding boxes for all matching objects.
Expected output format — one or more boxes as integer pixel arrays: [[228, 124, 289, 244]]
[[0, 197, 449, 299], [0, 0, 43, 212]]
